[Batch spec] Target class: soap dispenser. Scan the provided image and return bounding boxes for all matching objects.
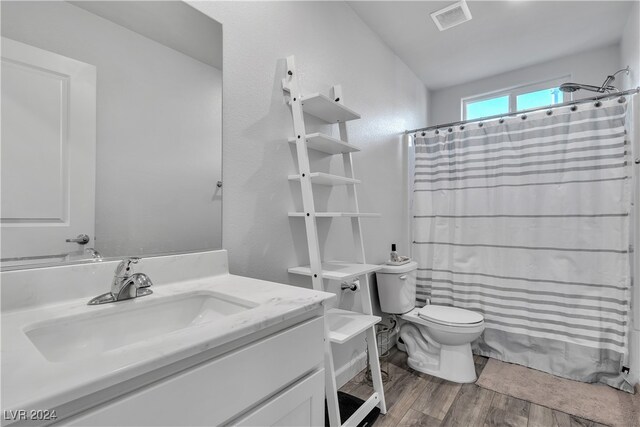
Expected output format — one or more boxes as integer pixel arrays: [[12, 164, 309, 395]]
[[390, 243, 399, 262]]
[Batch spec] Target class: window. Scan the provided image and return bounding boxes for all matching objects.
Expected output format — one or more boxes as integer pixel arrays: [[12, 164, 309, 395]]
[[516, 87, 563, 111], [462, 77, 569, 121], [466, 96, 509, 120]]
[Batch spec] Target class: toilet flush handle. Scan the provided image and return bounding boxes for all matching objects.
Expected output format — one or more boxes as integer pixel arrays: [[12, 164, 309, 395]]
[[399, 275, 407, 280]]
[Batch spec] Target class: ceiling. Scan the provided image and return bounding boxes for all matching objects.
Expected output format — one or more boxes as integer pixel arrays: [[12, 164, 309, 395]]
[[348, 1, 634, 90], [70, 1, 222, 70]]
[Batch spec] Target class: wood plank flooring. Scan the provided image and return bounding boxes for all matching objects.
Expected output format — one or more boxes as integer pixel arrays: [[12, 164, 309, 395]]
[[339, 348, 610, 427]]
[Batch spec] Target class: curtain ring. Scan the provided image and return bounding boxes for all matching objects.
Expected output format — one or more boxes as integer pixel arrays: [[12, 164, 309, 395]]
[[498, 118, 504, 124], [459, 125, 465, 130], [594, 101, 602, 107], [478, 122, 484, 127], [434, 129, 439, 135], [521, 114, 527, 120], [618, 96, 626, 103], [546, 110, 553, 116], [421, 132, 426, 136], [448, 127, 453, 133], [570, 105, 578, 111]]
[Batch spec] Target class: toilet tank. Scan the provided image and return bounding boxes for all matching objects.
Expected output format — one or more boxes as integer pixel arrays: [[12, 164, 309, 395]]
[[375, 261, 418, 314]]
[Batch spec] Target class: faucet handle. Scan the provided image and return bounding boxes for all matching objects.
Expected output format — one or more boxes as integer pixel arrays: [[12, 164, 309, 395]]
[[135, 274, 153, 289], [114, 257, 140, 277]]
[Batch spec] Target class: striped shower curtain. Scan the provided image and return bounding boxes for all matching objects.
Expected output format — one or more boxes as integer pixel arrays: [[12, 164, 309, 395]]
[[412, 96, 633, 391]]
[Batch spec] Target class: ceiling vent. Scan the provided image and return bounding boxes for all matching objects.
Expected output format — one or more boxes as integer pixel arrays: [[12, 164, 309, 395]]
[[431, 1, 472, 31]]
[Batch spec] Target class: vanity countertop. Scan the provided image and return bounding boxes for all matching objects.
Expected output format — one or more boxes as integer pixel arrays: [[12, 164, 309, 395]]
[[1, 251, 335, 418]]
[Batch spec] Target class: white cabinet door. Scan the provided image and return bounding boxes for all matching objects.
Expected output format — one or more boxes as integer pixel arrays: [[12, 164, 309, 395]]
[[1, 38, 96, 262], [231, 369, 325, 427], [60, 317, 325, 426]]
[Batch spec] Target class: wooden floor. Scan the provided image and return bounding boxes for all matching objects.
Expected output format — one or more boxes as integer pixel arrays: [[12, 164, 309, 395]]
[[339, 347, 610, 427]]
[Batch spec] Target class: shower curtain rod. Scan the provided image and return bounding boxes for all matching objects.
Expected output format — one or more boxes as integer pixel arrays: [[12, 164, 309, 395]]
[[405, 87, 640, 135]]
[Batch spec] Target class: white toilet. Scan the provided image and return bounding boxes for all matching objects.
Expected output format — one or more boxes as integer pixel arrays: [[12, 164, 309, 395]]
[[376, 262, 485, 383]]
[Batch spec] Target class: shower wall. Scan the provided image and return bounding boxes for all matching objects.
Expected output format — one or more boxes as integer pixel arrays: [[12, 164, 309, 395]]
[[428, 44, 621, 126], [620, 1, 640, 93]]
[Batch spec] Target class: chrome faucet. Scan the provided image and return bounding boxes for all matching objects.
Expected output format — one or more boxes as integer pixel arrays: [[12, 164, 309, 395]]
[[88, 257, 153, 305], [85, 247, 103, 261]]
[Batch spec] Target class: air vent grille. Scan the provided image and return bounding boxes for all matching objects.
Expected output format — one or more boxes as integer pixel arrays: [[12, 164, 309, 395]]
[[431, 1, 472, 31]]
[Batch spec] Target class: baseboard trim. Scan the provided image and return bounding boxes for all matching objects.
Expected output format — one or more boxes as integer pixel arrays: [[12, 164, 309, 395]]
[[335, 351, 368, 389]]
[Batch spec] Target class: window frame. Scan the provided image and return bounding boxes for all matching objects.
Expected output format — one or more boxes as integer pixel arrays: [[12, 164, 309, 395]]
[[461, 76, 571, 121]]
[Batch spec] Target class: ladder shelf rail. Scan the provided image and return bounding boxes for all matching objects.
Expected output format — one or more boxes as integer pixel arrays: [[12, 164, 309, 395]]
[[282, 55, 386, 427]]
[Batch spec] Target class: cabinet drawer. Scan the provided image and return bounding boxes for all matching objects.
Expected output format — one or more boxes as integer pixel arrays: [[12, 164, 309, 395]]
[[64, 317, 324, 426], [230, 369, 324, 427]]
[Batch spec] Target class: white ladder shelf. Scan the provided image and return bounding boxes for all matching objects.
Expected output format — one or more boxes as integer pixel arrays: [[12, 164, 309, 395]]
[[282, 55, 387, 427]]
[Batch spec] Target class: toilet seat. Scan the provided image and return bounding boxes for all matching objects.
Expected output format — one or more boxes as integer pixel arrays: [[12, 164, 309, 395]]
[[417, 305, 483, 328]]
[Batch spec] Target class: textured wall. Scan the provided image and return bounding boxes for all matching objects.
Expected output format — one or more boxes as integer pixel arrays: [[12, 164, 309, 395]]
[[189, 1, 428, 383]]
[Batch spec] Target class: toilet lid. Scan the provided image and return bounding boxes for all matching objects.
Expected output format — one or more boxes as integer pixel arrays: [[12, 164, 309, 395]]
[[417, 305, 483, 326]]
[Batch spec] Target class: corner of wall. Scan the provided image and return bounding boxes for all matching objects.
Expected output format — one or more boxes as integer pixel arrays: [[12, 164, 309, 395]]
[[620, 1, 640, 90]]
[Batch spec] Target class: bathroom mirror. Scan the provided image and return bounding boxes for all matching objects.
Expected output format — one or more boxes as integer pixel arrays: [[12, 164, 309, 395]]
[[1, 1, 222, 269]]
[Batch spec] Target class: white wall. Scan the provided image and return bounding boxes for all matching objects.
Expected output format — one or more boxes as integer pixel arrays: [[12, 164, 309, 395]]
[[620, 1, 640, 92], [189, 1, 428, 384], [620, 0, 640, 387], [428, 44, 621, 126], [1, 1, 222, 257]]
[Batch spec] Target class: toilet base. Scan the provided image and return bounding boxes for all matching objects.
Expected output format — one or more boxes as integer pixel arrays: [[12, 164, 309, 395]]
[[400, 321, 479, 384], [396, 336, 407, 353], [406, 343, 477, 383]]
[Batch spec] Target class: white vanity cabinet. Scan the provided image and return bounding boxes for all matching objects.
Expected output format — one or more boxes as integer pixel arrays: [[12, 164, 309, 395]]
[[58, 316, 325, 426], [2, 251, 335, 427]]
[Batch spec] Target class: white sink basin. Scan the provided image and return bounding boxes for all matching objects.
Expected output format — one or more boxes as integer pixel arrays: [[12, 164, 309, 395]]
[[24, 291, 257, 363]]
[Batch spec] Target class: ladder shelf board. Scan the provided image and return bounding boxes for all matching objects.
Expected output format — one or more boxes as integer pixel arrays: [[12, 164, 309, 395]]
[[288, 172, 361, 186], [288, 212, 381, 218], [299, 93, 361, 123], [326, 309, 380, 344], [288, 261, 382, 281], [288, 133, 360, 155]]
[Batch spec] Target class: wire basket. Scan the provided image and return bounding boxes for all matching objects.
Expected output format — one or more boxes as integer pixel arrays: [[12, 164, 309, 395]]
[[364, 318, 396, 385]]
